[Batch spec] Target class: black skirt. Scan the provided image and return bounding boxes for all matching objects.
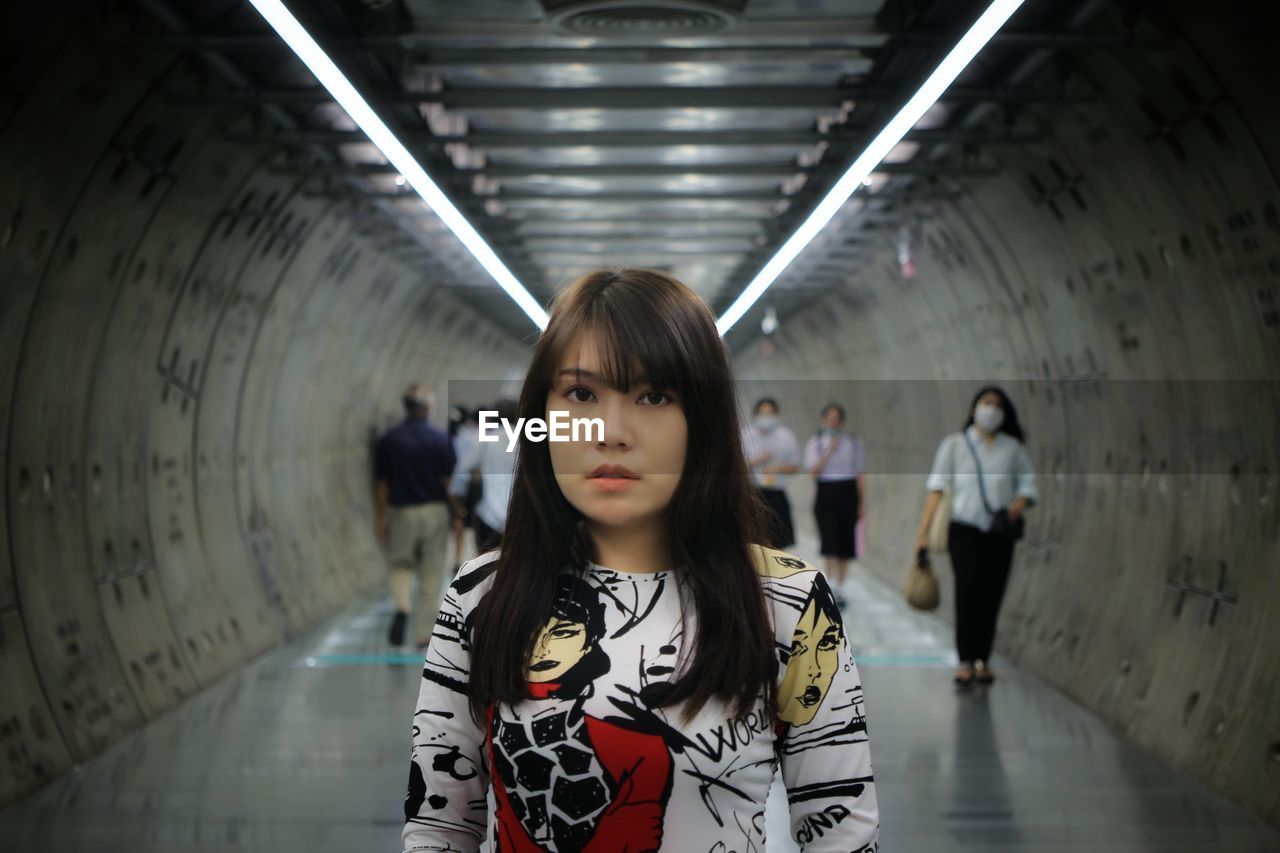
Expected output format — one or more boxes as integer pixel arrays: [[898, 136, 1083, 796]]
[[458, 477, 483, 528], [756, 486, 795, 549], [814, 478, 859, 558]]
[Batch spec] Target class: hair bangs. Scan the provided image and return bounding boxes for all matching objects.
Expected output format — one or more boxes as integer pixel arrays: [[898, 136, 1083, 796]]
[[540, 269, 696, 395]]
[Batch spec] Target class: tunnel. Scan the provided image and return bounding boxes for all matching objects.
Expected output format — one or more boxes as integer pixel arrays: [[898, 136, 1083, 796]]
[[1, 0, 1278, 850]]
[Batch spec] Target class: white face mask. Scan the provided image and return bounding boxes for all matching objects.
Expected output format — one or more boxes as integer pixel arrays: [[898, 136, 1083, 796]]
[[973, 402, 1004, 433], [754, 413, 778, 432]]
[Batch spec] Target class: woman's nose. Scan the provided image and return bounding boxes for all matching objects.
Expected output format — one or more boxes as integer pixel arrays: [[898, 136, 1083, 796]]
[[597, 394, 634, 448]]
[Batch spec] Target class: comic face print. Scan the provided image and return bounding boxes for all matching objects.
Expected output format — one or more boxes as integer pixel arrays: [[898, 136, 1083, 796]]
[[529, 618, 591, 683], [778, 574, 845, 726], [526, 577, 611, 698], [490, 575, 676, 853]]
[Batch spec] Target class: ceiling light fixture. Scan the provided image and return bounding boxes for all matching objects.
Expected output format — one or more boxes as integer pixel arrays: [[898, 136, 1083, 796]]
[[715, 0, 1027, 335], [246, 0, 549, 329]]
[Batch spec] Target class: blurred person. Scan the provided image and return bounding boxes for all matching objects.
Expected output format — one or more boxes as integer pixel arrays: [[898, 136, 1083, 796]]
[[802, 402, 866, 607], [374, 384, 456, 649], [448, 406, 482, 567], [914, 386, 1038, 688], [402, 269, 878, 852], [741, 396, 800, 548], [448, 397, 518, 554]]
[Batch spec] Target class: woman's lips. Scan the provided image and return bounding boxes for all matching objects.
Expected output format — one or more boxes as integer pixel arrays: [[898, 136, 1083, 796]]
[[587, 464, 640, 491], [588, 477, 637, 491], [799, 686, 822, 707]]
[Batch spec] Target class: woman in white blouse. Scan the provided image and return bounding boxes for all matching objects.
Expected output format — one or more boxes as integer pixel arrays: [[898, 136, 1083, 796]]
[[802, 402, 866, 607], [913, 387, 1037, 688]]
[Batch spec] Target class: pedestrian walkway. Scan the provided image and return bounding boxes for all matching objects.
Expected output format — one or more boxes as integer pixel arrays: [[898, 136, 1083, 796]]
[[1, 544, 1276, 852]]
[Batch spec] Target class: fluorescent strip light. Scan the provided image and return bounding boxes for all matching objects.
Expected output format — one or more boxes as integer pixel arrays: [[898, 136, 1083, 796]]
[[246, 0, 550, 330], [715, 0, 1027, 336]]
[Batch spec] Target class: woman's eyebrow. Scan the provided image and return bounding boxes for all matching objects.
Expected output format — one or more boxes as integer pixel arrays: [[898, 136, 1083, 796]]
[[555, 368, 601, 380]]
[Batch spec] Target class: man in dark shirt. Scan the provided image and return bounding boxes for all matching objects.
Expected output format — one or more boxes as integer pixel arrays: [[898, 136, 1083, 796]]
[[374, 384, 457, 648]]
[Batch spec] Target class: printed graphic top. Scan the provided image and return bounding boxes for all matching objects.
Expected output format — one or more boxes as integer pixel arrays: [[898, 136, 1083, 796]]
[[403, 547, 879, 853]]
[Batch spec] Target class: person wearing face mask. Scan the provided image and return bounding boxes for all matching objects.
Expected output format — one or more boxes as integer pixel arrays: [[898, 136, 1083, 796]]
[[802, 402, 866, 607], [741, 397, 800, 548], [914, 386, 1038, 688]]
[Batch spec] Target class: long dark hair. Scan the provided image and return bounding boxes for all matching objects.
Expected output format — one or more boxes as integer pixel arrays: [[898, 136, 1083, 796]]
[[963, 385, 1026, 442], [467, 269, 774, 723]]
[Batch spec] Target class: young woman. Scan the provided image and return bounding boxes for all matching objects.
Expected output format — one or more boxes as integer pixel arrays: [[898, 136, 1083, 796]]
[[402, 269, 878, 852], [741, 396, 801, 549], [914, 386, 1038, 688], [802, 403, 866, 606]]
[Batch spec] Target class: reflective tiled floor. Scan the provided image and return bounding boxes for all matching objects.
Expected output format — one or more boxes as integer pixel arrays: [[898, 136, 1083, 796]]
[[2, 542, 1277, 852]]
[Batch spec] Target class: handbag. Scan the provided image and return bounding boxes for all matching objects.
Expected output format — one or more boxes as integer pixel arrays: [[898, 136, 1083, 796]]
[[905, 548, 940, 611], [926, 435, 956, 552], [960, 432, 1026, 542]]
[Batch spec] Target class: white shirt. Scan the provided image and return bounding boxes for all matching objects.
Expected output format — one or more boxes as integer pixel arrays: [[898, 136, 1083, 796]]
[[925, 426, 1038, 531], [404, 547, 879, 852], [741, 422, 800, 488], [450, 427, 515, 533], [802, 432, 866, 482]]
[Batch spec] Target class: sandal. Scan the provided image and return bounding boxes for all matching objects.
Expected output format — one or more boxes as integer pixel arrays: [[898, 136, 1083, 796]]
[[954, 663, 975, 688], [974, 660, 995, 684]]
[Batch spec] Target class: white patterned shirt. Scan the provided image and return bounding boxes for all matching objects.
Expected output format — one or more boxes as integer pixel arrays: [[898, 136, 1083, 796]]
[[403, 548, 879, 852]]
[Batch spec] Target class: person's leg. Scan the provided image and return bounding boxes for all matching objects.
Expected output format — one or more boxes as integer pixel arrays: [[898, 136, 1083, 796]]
[[413, 502, 453, 648], [758, 487, 785, 549], [473, 515, 500, 553], [450, 506, 464, 569], [947, 522, 982, 680], [384, 505, 415, 645], [974, 533, 1016, 673], [387, 562, 412, 646], [775, 490, 796, 550], [813, 483, 836, 562]]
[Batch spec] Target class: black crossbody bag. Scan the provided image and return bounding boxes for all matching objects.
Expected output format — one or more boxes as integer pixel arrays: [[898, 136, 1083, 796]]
[[961, 432, 1026, 542]]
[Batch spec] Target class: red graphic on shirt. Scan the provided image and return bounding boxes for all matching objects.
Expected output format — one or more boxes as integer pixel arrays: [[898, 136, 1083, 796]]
[[485, 577, 674, 852], [488, 693, 672, 852]]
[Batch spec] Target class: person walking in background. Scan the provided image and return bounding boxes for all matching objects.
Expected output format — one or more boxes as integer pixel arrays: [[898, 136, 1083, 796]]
[[448, 397, 518, 553], [447, 406, 482, 568], [914, 386, 1038, 688], [802, 402, 865, 608], [374, 384, 456, 649], [741, 396, 800, 548]]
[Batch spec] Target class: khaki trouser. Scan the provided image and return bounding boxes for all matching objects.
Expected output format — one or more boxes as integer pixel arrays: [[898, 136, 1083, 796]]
[[385, 502, 451, 643]]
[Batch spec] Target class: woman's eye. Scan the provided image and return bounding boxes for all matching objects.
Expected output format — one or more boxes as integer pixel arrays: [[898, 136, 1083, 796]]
[[565, 386, 595, 403], [638, 390, 671, 406]]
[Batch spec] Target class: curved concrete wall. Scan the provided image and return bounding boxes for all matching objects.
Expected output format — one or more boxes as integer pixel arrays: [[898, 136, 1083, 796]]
[[735, 5, 1280, 826], [3, 0, 1277, 831], [0, 8, 526, 804]]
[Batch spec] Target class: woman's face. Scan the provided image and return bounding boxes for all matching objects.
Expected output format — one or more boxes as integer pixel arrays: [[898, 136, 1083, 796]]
[[527, 617, 590, 683], [778, 599, 843, 726], [547, 331, 688, 532], [976, 390, 1003, 412], [820, 407, 843, 430]]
